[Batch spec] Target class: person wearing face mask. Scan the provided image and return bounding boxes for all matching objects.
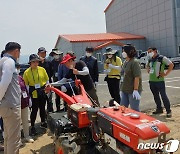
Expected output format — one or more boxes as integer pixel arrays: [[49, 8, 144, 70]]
[[104, 47, 122, 104], [23, 54, 49, 136], [38, 47, 53, 112], [120, 45, 142, 112], [80, 47, 99, 87], [57, 51, 76, 111], [50, 49, 63, 112], [146, 47, 174, 117]]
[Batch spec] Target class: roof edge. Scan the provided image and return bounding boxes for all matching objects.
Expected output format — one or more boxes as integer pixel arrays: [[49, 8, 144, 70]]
[[94, 40, 125, 51], [54, 35, 61, 48], [104, 0, 115, 13], [55, 33, 146, 44]]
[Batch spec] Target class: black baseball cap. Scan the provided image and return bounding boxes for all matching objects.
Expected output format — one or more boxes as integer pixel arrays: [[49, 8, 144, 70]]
[[86, 47, 94, 52], [29, 54, 40, 64], [38, 47, 47, 53]]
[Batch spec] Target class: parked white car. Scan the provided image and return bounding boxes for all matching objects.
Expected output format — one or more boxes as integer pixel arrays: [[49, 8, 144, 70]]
[[137, 51, 180, 69], [137, 51, 148, 68], [169, 57, 180, 67]]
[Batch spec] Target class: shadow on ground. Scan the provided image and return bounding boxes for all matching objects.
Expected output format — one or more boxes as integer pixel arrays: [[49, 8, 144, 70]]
[[28, 143, 54, 154]]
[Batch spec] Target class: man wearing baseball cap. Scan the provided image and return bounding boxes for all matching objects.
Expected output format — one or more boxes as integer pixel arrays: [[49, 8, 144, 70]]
[[51, 48, 63, 112], [38, 47, 52, 82], [38, 47, 53, 112], [80, 47, 99, 88], [51, 53, 99, 107]]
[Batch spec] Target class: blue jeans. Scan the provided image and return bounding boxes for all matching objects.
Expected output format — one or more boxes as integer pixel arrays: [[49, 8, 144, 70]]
[[120, 91, 140, 111]]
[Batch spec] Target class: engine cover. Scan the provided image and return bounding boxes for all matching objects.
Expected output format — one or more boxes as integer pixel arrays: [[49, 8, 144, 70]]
[[68, 103, 91, 128], [47, 112, 76, 137], [97, 107, 170, 153]]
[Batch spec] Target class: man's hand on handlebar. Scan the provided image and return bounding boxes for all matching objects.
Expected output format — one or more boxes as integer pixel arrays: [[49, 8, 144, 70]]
[[73, 68, 79, 75]]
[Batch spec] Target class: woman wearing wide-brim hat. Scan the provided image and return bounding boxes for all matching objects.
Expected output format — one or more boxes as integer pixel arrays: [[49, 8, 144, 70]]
[[104, 47, 122, 104], [23, 54, 49, 136]]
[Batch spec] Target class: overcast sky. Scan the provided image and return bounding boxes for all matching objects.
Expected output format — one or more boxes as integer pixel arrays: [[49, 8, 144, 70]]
[[0, 0, 111, 55]]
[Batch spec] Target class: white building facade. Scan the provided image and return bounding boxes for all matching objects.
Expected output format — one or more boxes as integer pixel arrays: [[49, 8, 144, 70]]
[[105, 0, 180, 57]]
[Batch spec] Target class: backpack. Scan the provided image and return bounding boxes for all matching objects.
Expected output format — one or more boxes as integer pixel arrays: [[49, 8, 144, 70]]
[[149, 55, 164, 78]]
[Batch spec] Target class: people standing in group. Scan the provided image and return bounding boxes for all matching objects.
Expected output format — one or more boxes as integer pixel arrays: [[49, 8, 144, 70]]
[[80, 47, 99, 88], [16, 64, 34, 143], [51, 48, 63, 112], [0, 42, 21, 154], [104, 47, 122, 104], [38, 47, 53, 112], [54, 53, 100, 107], [120, 45, 142, 112], [23, 54, 49, 136], [147, 47, 174, 117]]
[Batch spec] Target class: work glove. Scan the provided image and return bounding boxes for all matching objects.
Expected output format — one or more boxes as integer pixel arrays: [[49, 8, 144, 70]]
[[61, 85, 67, 92], [132, 90, 141, 100], [109, 64, 121, 71], [104, 69, 111, 74]]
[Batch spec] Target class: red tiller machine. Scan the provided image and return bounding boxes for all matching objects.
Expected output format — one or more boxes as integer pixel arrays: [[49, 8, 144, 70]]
[[46, 80, 171, 154]]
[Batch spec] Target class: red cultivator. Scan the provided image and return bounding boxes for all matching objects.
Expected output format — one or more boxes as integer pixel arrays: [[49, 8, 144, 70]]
[[46, 80, 171, 154]]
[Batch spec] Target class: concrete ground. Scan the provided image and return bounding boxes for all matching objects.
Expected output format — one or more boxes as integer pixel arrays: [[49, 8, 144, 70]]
[[23, 67, 180, 125], [97, 68, 180, 112]]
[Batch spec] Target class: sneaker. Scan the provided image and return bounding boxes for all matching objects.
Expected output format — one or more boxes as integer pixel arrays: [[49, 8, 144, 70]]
[[48, 108, 54, 113], [40, 122, 47, 128], [31, 127, 37, 136], [166, 112, 172, 118], [25, 136, 34, 143], [152, 109, 163, 114]]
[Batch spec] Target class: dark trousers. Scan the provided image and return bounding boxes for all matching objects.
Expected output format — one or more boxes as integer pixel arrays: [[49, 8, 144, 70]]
[[46, 92, 53, 112], [87, 87, 100, 107], [0, 118, 3, 132], [107, 78, 120, 104], [149, 81, 171, 113], [55, 93, 61, 111], [31, 96, 46, 127], [53, 78, 61, 111]]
